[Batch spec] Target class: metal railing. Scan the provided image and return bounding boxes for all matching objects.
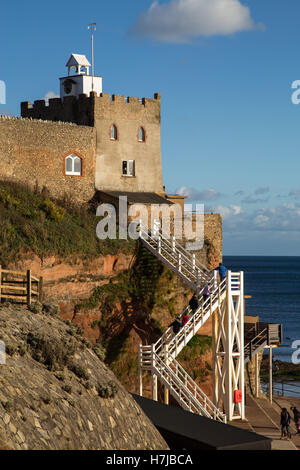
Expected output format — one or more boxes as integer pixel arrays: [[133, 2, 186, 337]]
[[156, 278, 227, 359], [139, 221, 212, 288], [151, 348, 227, 423], [262, 381, 300, 398]]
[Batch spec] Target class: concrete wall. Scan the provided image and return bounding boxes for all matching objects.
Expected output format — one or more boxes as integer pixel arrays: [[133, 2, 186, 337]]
[[0, 117, 96, 203]]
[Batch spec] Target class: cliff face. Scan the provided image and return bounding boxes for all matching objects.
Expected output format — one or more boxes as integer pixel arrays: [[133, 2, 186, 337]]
[[0, 304, 168, 450]]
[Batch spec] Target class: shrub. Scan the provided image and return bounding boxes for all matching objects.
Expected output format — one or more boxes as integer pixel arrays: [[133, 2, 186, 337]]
[[68, 362, 89, 380], [26, 332, 76, 371], [29, 302, 43, 314], [93, 344, 106, 362], [43, 303, 59, 316], [39, 200, 65, 223], [97, 380, 118, 398]]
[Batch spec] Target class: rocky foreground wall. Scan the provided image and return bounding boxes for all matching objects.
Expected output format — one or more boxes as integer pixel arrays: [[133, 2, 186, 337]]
[[0, 304, 168, 450]]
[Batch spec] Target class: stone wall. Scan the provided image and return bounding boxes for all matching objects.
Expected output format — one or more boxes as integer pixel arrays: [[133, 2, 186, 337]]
[[187, 213, 223, 269], [0, 117, 96, 203], [204, 214, 223, 267], [21, 92, 164, 194], [0, 305, 168, 450]]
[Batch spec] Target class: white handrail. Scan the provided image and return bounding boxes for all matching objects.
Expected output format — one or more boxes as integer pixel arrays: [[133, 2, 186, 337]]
[[154, 278, 226, 358], [152, 350, 226, 422], [139, 221, 211, 280]]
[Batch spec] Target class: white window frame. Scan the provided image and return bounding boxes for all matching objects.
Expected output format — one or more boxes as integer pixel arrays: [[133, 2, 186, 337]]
[[122, 160, 135, 177], [65, 154, 82, 176]]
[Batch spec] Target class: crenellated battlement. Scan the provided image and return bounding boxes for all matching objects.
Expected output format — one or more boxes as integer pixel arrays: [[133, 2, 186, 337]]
[[21, 91, 161, 126]]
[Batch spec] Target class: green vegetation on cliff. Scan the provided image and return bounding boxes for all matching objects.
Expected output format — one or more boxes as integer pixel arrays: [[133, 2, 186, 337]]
[[0, 181, 135, 265], [76, 245, 168, 366]]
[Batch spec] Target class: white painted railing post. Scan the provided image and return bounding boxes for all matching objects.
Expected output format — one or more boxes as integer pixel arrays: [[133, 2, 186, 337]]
[[178, 253, 182, 272], [151, 344, 158, 401], [214, 269, 218, 290], [172, 236, 176, 253], [196, 270, 201, 294], [192, 254, 196, 271], [158, 237, 161, 255]]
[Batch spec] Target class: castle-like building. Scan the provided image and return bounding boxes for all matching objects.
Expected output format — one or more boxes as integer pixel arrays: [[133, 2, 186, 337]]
[[0, 54, 222, 261], [1, 53, 173, 207]]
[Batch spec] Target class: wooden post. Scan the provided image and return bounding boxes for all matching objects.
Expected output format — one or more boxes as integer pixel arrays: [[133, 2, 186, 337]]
[[152, 373, 158, 401], [26, 270, 31, 307], [38, 276, 43, 303], [164, 387, 169, 405]]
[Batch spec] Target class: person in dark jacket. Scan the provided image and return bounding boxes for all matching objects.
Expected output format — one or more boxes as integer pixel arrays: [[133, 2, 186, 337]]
[[202, 283, 211, 302], [189, 294, 199, 314], [169, 318, 181, 335], [291, 406, 300, 434], [280, 408, 292, 439], [215, 263, 227, 283]]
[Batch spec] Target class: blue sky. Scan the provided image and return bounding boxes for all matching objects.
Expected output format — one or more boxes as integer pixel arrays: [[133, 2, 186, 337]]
[[1, 0, 300, 256]]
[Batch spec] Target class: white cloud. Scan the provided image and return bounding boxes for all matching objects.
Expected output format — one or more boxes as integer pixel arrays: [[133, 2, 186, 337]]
[[218, 203, 300, 233], [130, 0, 263, 43], [43, 91, 59, 105], [176, 186, 221, 201], [253, 214, 269, 227], [215, 204, 242, 220]]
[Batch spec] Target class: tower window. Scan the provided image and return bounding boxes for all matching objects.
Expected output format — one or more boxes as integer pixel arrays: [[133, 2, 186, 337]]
[[110, 124, 118, 140], [122, 160, 135, 177], [138, 127, 145, 142], [65, 154, 82, 176]]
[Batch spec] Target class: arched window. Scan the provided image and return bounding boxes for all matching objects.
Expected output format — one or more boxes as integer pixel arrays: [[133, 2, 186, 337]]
[[65, 154, 82, 176], [138, 127, 145, 142], [110, 124, 118, 140]]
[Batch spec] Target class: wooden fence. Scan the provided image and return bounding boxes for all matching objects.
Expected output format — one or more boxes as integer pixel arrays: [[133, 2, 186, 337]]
[[0, 266, 43, 306]]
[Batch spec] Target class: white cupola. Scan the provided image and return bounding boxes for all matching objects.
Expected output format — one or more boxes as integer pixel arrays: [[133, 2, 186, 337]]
[[66, 54, 91, 76], [59, 53, 103, 99]]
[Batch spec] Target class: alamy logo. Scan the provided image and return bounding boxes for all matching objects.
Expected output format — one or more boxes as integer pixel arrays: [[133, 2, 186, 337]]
[[291, 340, 300, 364], [0, 340, 6, 365], [0, 80, 6, 105], [96, 196, 204, 249]]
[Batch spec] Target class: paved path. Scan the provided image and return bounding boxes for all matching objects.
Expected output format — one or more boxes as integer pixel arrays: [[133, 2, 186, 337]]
[[231, 394, 299, 450]]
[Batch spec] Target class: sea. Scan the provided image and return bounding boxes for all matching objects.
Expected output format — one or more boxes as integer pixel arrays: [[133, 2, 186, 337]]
[[223, 256, 300, 397], [223, 256, 300, 363]]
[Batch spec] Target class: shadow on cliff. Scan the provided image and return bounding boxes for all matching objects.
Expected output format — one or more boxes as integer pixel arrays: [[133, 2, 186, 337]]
[[75, 241, 166, 365]]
